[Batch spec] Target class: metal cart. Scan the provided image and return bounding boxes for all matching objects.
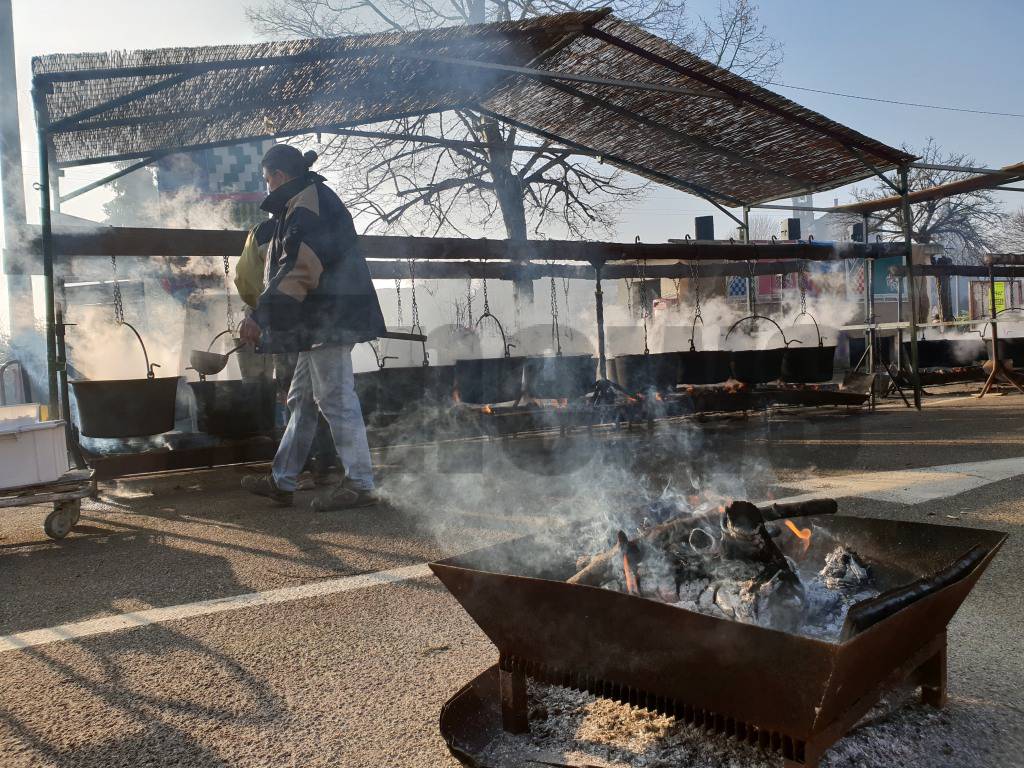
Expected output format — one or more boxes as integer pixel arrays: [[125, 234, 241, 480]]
[[0, 469, 96, 540]]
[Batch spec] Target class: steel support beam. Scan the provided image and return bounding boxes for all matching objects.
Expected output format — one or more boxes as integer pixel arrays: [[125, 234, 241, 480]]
[[582, 27, 911, 164], [400, 52, 728, 100], [33, 22, 605, 84], [59, 155, 160, 203], [33, 98, 58, 415], [47, 73, 192, 133], [327, 127, 594, 156], [899, 165, 922, 409], [742, 205, 754, 313], [863, 212, 875, 410], [593, 261, 607, 380], [910, 162, 1009, 175], [473, 105, 748, 208], [539, 78, 815, 191]]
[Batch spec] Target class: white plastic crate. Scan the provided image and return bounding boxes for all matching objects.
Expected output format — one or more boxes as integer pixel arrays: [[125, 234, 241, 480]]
[[0, 404, 44, 429], [0, 420, 70, 490]]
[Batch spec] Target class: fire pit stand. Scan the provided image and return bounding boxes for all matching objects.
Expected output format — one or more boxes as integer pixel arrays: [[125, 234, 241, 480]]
[[432, 516, 1004, 768]]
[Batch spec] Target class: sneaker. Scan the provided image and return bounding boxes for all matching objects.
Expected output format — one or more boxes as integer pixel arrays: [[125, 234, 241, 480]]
[[311, 484, 378, 512], [241, 474, 294, 507]]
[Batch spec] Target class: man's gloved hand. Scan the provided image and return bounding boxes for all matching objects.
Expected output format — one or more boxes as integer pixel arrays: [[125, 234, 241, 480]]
[[239, 316, 262, 345]]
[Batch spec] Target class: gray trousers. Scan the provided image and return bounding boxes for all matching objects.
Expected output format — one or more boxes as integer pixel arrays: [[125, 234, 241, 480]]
[[272, 345, 374, 492]]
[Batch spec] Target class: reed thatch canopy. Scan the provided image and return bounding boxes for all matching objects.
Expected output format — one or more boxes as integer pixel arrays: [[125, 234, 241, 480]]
[[33, 10, 912, 207]]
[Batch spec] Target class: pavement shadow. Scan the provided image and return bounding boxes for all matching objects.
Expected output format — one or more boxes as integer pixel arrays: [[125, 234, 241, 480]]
[[0, 533, 245, 636], [0, 624, 286, 767]]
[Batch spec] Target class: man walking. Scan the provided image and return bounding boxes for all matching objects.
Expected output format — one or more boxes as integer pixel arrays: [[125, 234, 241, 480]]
[[239, 144, 385, 510]]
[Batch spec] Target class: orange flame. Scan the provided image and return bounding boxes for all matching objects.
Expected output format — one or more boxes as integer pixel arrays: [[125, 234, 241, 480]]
[[452, 388, 461, 404], [784, 520, 812, 553], [622, 553, 639, 595], [482, 404, 494, 415]]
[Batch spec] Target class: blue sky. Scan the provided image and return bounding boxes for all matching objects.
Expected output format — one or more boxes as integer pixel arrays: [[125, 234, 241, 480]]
[[3, 0, 1023, 242]]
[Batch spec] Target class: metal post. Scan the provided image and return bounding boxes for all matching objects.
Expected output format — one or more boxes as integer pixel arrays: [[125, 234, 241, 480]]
[[896, 276, 903, 370], [593, 261, 607, 380], [0, 0, 33, 337], [899, 165, 922, 409], [862, 213, 875, 407], [742, 205, 754, 313], [34, 117, 59, 416]]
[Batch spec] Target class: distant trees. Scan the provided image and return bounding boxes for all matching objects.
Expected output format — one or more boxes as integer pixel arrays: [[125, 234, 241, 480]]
[[246, 0, 783, 242], [852, 138, 1003, 264]]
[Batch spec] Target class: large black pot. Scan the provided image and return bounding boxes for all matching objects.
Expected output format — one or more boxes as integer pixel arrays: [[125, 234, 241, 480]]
[[190, 379, 275, 437], [523, 355, 595, 399], [781, 344, 837, 383], [373, 364, 456, 412], [455, 357, 526, 404], [611, 352, 680, 394], [72, 376, 181, 438], [906, 339, 986, 368], [998, 338, 1024, 367], [354, 371, 380, 417], [729, 348, 785, 383], [677, 350, 731, 385]]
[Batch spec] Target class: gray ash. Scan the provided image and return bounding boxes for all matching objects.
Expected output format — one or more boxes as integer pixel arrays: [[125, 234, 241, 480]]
[[481, 683, 1005, 768]]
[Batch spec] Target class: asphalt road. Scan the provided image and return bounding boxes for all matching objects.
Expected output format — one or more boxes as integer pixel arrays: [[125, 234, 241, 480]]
[[1, 389, 1022, 767]]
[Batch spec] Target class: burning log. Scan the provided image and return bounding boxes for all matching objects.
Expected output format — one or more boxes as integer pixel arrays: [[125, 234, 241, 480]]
[[567, 498, 836, 589], [617, 530, 641, 595]]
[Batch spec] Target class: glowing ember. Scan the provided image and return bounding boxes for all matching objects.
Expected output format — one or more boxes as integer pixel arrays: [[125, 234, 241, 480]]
[[482, 405, 494, 415], [622, 552, 639, 594], [784, 519, 812, 553]]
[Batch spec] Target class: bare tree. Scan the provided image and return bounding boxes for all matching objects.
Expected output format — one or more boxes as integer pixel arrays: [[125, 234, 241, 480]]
[[851, 138, 1004, 264], [992, 208, 1024, 253], [747, 214, 780, 240], [246, 0, 782, 244], [694, 0, 782, 84]]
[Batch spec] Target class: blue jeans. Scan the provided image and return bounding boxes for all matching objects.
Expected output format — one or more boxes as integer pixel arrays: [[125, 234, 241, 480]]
[[272, 345, 374, 492]]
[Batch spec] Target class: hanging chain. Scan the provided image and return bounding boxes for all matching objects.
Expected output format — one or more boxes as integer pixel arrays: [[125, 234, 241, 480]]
[[465, 277, 473, 327], [110, 254, 125, 325], [408, 259, 420, 330], [395, 275, 403, 327], [481, 261, 490, 316], [561, 275, 572, 339], [223, 253, 236, 333], [638, 239, 650, 355], [689, 260, 703, 325], [549, 273, 562, 355], [799, 260, 809, 315]]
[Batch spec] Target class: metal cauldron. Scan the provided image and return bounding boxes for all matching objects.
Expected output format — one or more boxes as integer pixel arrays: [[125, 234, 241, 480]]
[[455, 357, 525, 404], [781, 313, 837, 383], [908, 338, 987, 368], [71, 322, 181, 438], [455, 312, 525, 404], [725, 315, 787, 384], [677, 349, 731, 385], [611, 352, 680, 394], [523, 354, 595, 399], [373, 363, 456, 412], [190, 379, 275, 437]]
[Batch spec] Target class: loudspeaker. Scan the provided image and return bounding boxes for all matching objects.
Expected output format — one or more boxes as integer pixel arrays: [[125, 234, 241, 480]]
[[781, 217, 801, 240], [694, 215, 715, 240]]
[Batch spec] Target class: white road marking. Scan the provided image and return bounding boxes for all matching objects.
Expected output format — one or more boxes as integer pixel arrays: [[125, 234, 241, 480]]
[[780, 456, 1024, 505], [0, 562, 431, 654]]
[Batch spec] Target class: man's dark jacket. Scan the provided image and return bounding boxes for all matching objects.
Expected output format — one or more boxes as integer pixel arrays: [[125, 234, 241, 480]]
[[252, 173, 385, 352]]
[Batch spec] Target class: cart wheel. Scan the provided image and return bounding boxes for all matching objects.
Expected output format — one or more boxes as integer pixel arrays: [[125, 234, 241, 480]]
[[44, 500, 81, 540]]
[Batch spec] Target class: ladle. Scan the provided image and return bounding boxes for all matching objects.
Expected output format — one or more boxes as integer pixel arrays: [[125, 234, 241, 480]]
[[189, 331, 248, 378]]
